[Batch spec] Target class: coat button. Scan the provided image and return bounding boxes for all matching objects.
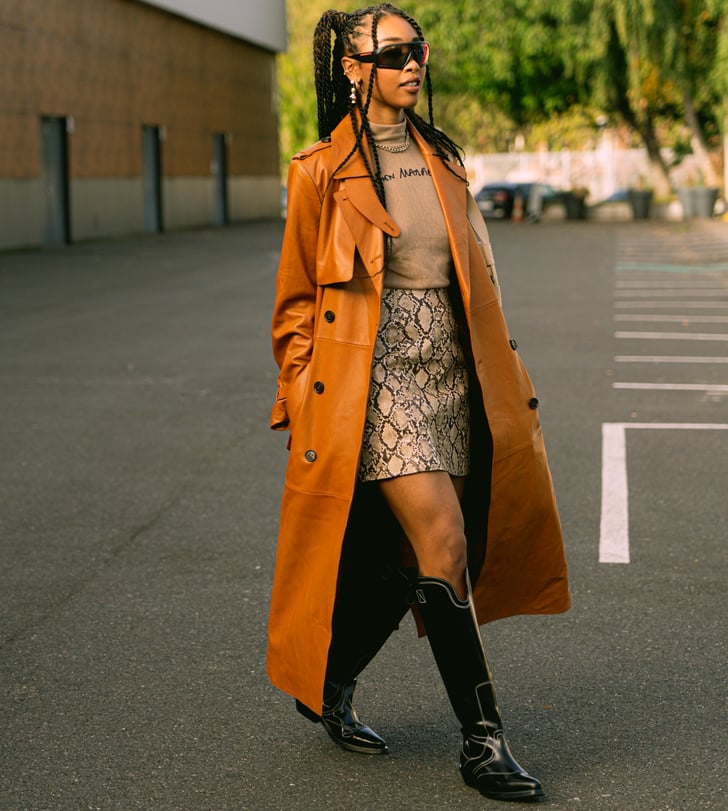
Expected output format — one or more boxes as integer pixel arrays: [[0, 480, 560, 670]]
[[313, 381, 324, 394], [528, 397, 539, 410], [324, 310, 335, 323], [509, 338, 518, 350], [304, 450, 317, 462]]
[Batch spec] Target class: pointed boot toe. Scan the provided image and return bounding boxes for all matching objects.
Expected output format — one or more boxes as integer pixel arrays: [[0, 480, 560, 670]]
[[298, 681, 387, 755], [320, 681, 387, 754], [460, 733, 545, 802], [319, 711, 387, 754]]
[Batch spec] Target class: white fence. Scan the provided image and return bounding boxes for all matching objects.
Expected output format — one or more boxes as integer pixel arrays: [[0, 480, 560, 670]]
[[465, 135, 717, 204]]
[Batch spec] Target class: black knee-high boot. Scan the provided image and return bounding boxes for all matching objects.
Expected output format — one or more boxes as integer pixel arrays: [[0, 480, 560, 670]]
[[415, 576, 545, 802], [296, 563, 413, 754]]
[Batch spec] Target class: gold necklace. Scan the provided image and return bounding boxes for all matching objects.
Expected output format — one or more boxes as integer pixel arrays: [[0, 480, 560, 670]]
[[375, 128, 410, 153]]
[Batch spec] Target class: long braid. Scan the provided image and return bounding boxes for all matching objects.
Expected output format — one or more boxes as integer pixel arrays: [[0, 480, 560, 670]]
[[313, 11, 350, 141], [358, 8, 388, 206]]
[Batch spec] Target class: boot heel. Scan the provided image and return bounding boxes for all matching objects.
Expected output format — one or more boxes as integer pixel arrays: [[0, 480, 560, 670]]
[[295, 699, 321, 723]]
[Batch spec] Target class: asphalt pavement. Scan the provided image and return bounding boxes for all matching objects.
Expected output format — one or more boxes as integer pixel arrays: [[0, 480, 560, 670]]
[[1, 216, 727, 811]]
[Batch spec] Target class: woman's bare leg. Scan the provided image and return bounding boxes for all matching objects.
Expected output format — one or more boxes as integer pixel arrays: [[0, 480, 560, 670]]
[[378, 471, 468, 598]]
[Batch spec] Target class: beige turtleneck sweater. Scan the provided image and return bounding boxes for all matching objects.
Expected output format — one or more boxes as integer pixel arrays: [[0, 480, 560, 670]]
[[369, 120, 453, 289]]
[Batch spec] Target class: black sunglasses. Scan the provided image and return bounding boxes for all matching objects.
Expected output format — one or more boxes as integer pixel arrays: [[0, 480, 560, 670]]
[[350, 41, 430, 70]]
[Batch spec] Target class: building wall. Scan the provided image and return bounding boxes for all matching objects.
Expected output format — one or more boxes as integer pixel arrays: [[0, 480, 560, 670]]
[[0, 0, 281, 249], [139, 0, 286, 52]]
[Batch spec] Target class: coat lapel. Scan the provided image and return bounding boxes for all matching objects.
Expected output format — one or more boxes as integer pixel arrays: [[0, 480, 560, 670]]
[[316, 117, 399, 283], [410, 126, 472, 309], [329, 117, 400, 240]]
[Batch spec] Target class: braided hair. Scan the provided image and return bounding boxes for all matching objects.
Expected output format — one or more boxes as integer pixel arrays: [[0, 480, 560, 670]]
[[312, 4, 465, 208]]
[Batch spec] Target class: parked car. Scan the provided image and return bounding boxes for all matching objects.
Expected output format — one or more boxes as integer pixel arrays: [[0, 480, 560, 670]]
[[475, 182, 563, 219]]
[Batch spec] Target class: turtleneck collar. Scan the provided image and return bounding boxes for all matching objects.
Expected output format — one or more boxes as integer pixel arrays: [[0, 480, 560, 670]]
[[368, 119, 408, 146]]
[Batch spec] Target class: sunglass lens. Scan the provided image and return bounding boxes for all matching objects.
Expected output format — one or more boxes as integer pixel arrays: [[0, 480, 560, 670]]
[[377, 42, 429, 69], [378, 45, 409, 69]]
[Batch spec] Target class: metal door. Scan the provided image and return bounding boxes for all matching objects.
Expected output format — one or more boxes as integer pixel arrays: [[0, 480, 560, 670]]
[[213, 133, 229, 226], [40, 116, 71, 245], [142, 125, 163, 233]]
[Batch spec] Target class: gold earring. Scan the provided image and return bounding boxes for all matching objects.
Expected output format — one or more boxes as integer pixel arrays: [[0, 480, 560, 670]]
[[349, 80, 357, 105]]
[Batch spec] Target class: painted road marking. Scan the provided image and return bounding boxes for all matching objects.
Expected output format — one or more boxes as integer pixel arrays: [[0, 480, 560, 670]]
[[615, 301, 728, 309], [600, 423, 728, 564], [616, 280, 728, 288], [616, 263, 728, 272], [615, 315, 728, 323], [615, 331, 728, 341], [615, 356, 728, 364], [615, 289, 728, 297], [612, 382, 728, 392], [600, 424, 629, 563]]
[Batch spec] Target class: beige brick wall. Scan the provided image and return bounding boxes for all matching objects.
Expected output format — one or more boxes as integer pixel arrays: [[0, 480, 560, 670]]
[[0, 0, 280, 180]]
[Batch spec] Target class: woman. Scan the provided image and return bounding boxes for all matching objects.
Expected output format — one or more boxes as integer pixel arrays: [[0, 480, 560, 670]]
[[268, 3, 570, 802]]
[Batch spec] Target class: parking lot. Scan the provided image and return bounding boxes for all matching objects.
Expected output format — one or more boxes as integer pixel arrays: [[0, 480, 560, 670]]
[[1, 217, 727, 810]]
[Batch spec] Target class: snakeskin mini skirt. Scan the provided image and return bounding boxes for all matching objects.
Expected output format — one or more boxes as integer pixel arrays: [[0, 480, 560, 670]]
[[358, 287, 470, 482]]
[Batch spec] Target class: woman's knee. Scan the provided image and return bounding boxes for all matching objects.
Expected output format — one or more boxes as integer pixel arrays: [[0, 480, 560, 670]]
[[419, 525, 467, 579]]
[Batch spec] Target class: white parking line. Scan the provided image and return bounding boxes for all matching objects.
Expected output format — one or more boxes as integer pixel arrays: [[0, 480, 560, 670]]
[[615, 331, 728, 341], [600, 424, 629, 563], [615, 314, 728, 323], [616, 280, 728, 288], [615, 301, 728, 308], [615, 289, 728, 297], [614, 356, 728, 363], [600, 423, 728, 564], [613, 382, 728, 392], [616, 263, 728, 272]]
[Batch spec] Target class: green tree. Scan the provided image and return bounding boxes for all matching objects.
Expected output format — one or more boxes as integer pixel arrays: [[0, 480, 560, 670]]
[[583, 0, 674, 196], [646, 0, 722, 187], [278, 0, 587, 158], [278, 0, 725, 193], [412, 0, 588, 144], [578, 0, 724, 195], [277, 0, 327, 164], [706, 0, 728, 193]]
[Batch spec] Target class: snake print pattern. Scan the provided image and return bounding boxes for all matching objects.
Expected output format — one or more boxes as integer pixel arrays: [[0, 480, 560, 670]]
[[358, 288, 470, 482]]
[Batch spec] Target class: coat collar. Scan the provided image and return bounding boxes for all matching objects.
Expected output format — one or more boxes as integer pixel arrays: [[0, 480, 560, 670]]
[[328, 111, 467, 185], [328, 112, 373, 179]]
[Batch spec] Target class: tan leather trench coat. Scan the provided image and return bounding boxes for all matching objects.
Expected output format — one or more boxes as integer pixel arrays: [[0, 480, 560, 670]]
[[268, 116, 570, 714]]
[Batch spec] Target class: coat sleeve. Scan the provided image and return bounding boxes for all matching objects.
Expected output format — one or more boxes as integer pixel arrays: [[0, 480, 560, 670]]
[[270, 158, 322, 431]]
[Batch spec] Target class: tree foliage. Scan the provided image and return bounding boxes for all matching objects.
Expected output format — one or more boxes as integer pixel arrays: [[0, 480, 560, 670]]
[[579, 0, 724, 193], [278, 0, 726, 191]]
